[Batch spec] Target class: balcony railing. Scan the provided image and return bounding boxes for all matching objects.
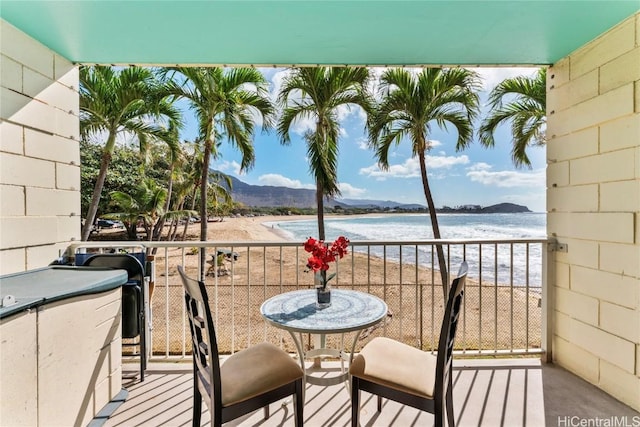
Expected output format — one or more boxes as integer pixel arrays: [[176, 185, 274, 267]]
[[66, 237, 550, 359]]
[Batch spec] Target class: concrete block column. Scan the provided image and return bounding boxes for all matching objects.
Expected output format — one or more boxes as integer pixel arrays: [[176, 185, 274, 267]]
[[546, 12, 640, 411], [0, 19, 80, 274]]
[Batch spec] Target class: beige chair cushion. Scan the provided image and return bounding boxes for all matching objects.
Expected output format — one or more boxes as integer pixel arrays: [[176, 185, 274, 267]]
[[349, 337, 437, 398], [220, 342, 303, 407]]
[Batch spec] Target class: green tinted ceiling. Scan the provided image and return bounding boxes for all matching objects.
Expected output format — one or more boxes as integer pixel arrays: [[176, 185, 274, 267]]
[[1, 1, 639, 66]]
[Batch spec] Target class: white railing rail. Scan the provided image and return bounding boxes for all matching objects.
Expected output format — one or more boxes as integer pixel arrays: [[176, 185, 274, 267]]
[[66, 237, 550, 358]]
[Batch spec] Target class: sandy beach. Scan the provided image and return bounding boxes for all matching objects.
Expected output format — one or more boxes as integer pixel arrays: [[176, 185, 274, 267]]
[[205, 214, 313, 241], [174, 214, 337, 242], [133, 214, 541, 355]]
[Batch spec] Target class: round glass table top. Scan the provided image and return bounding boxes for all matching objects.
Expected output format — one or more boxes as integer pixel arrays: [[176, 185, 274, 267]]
[[260, 289, 388, 334]]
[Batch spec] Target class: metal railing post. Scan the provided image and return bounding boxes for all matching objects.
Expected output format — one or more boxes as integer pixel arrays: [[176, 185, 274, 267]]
[[541, 239, 556, 363]]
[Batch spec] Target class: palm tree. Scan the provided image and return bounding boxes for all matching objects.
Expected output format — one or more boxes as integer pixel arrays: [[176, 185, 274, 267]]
[[150, 124, 183, 241], [79, 66, 181, 240], [161, 67, 275, 279], [277, 67, 371, 241], [207, 171, 234, 222], [170, 140, 203, 241], [105, 177, 195, 241], [368, 68, 481, 292], [479, 68, 546, 168]]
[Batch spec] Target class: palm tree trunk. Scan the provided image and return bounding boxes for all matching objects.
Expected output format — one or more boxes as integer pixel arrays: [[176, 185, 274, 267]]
[[180, 190, 197, 241], [418, 152, 449, 294], [127, 222, 137, 240], [147, 220, 154, 242], [199, 138, 213, 281], [81, 137, 115, 241], [161, 165, 175, 238], [168, 199, 184, 241], [168, 219, 176, 241], [316, 181, 325, 241], [151, 220, 163, 244], [151, 165, 175, 251]]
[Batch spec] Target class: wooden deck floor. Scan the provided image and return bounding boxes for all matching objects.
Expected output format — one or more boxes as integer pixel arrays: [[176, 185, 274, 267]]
[[101, 358, 637, 427]]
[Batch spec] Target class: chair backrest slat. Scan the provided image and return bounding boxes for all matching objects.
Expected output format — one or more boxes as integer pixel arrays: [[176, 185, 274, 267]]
[[435, 262, 468, 397]]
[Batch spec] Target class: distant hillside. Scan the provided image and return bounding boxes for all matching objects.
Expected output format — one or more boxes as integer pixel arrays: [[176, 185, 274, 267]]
[[224, 175, 318, 208], [337, 198, 426, 210], [479, 203, 532, 213], [220, 173, 530, 213], [223, 175, 424, 210], [438, 203, 532, 213]]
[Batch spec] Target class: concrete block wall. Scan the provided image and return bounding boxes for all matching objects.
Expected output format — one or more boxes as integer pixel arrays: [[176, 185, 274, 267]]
[[547, 13, 640, 410], [0, 19, 80, 274]]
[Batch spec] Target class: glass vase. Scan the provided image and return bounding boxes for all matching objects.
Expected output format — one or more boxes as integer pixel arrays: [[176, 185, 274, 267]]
[[314, 273, 331, 309]]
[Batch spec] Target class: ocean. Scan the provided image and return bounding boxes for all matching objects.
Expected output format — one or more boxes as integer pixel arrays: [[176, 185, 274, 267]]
[[266, 213, 546, 287]]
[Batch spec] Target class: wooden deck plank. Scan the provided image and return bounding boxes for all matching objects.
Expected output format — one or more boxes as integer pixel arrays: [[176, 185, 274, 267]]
[[103, 359, 636, 427]]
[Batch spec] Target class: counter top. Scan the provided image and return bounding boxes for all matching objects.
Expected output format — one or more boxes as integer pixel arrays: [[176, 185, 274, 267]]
[[0, 266, 128, 319]]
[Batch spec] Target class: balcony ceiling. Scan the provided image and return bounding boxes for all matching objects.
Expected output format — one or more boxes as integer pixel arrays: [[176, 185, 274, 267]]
[[1, 1, 639, 66]]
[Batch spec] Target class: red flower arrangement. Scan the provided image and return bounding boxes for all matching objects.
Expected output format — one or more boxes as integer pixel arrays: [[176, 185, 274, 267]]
[[303, 236, 349, 289]]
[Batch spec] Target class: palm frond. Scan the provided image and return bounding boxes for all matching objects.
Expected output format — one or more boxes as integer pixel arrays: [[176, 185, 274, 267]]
[[479, 69, 546, 168]]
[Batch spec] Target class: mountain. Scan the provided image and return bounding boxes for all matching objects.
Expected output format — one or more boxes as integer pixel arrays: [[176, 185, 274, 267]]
[[336, 198, 426, 210], [222, 175, 424, 209], [438, 202, 532, 213], [224, 175, 318, 208], [221, 173, 530, 213], [479, 203, 532, 213]]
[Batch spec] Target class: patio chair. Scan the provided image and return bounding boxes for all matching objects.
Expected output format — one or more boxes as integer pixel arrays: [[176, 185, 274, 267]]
[[177, 266, 304, 427], [349, 261, 468, 427], [83, 253, 147, 381]]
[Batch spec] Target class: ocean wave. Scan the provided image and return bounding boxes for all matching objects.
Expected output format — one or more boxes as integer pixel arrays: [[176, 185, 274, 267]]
[[274, 213, 546, 287]]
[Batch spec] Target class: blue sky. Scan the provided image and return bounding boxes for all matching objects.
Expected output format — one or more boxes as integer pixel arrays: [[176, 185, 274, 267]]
[[179, 67, 547, 212]]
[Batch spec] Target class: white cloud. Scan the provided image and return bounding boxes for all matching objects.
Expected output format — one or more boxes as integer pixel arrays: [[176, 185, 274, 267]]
[[359, 154, 469, 180], [218, 160, 242, 175], [468, 162, 492, 171], [257, 173, 315, 189], [268, 68, 292, 102], [338, 182, 367, 198], [290, 115, 316, 136], [367, 67, 385, 98], [466, 164, 545, 188], [426, 154, 470, 169], [356, 137, 369, 150], [335, 104, 351, 122], [359, 158, 419, 181], [471, 67, 540, 93]]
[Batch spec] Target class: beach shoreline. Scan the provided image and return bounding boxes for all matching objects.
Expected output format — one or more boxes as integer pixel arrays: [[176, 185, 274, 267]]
[[170, 214, 317, 242], [193, 214, 344, 242]]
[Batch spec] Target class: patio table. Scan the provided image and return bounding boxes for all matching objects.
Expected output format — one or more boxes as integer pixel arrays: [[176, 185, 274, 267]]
[[260, 289, 387, 389]]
